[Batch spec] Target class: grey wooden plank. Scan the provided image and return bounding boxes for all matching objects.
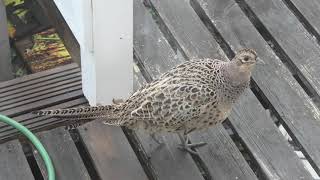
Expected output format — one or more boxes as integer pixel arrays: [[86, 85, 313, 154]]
[[78, 121, 148, 180], [0, 80, 81, 107], [134, 3, 184, 76], [134, 1, 257, 179], [243, 0, 320, 108], [1, 119, 69, 143], [149, 0, 312, 178], [34, 127, 90, 180], [241, 0, 320, 172], [0, 98, 88, 143], [0, 66, 80, 94], [0, 0, 13, 82], [287, 0, 320, 36], [192, 0, 320, 177], [191, 125, 257, 180], [0, 89, 83, 117], [134, 58, 204, 180], [136, 131, 205, 180], [0, 63, 78, 89], [146, 0, 227, 60], [134, 26, 203, 180], [134, 62, 205, 180], [0, 64, 86, 142], [0, 85, 82, 112], [0, 76, 81, 102], [0, 140, 34, 180], [1, 118, 72, 142], [228, 94, 313, 180], [1, 118, 82, 143], [0, 70, 80, 98], [0, 98, 87, 130]]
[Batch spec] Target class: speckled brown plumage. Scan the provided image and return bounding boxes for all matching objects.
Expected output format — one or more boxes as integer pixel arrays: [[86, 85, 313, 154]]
[[33, 49, 257, 153]]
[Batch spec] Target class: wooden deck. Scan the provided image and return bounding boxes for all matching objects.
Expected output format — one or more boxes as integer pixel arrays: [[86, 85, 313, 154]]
[[1, 0, 320, 179]]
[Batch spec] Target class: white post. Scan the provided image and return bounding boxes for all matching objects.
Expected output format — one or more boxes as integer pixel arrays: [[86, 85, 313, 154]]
[[0, 0, 13, 81], [54, 0, 133, 105], [92, 0, 133, 105]]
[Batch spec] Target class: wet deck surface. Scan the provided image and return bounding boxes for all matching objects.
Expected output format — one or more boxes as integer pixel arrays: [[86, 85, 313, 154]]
[[1, 0, 320, 179]]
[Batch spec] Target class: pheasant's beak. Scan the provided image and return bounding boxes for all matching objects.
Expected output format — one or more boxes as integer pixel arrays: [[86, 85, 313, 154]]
[[256, 58, 265, 65]]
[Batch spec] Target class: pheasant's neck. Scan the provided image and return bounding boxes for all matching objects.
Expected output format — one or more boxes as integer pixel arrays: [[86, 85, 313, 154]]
[[222, 61, 251, 87]]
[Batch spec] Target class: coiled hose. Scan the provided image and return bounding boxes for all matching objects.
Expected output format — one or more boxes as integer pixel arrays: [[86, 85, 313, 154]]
[[0, 114, 55, 180]]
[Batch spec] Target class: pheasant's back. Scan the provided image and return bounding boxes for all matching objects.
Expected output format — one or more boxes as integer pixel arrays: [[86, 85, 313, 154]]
[[117, 59, 246, 132]]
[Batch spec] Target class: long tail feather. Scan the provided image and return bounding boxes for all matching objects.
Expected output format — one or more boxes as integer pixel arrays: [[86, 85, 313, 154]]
[[32, 105, 121, 121]]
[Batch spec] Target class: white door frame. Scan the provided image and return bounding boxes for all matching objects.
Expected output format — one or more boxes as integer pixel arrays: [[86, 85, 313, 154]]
[[54, 0, 133, 105], [0, 0, 13, 81]]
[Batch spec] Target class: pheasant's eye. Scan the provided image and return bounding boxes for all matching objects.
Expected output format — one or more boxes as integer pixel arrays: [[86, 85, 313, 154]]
[[243, 56, 249, 61]]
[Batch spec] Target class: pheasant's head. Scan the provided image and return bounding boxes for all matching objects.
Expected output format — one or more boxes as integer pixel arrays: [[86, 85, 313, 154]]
[[234, 48, 257, 72]]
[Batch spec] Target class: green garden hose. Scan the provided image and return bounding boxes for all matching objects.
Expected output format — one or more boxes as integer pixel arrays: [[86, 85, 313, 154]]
[[0, 114, 55, 180]]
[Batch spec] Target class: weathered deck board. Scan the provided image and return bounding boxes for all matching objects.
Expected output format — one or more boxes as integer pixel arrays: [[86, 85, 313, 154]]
[[286, 0, 320, 37], [0, 65, 83, 116], [0, 98, 87, 143], [0, 70, 80, 99], [0, 88, 83, 117], [133, 63, 205, 179], [0, 83, 81, 111], [0, 140, 34, 180], [136, 132, 206, 180], [145, 0, 227, 60], [241, 0, 320, 172], [135, 1, 257, 179], [0, 0, 13, 82], [192, 0, 319, 177], [0, 80, 81, 107], [190, 125, 257, 180], [242, 0, 320, 106], [0, 98, 86, 131], [230, 92, 313, 179], [78, 121, 148, 180], [148, 0, 312, 178], [0, 64, 86, 141], [134, 2, 205, 179], [134, 61, 204, 180], [0, 63, 78, 90], [134, 64, 204, 179], [34, 127, 90, 180]]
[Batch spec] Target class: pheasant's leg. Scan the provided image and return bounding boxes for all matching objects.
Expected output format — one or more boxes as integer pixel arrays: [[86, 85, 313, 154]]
[[184, 129, 207, 147], [177, 131, 207, 155], [150, 133, 163, 145]]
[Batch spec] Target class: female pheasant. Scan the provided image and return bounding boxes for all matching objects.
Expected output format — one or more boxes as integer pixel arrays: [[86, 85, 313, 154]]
[[33, 48, 257, 154]]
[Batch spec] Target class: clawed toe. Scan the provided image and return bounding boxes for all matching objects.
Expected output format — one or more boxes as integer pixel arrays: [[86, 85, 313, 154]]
[[177, 132, 207, 155], [187, 142, 207, 148], [177, 145, 198, 155], [177, 142, 207, 155]]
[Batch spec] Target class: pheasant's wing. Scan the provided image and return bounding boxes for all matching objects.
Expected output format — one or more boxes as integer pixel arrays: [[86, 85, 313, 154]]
[[126, 59, 220, 122], [129, 81, 215, 124]]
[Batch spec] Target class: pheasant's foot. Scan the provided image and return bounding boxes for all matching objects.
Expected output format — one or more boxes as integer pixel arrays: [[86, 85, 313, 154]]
[[177, 133, 207, 155], [177, 142, 207, 155], [185, 142, 207, 148]]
